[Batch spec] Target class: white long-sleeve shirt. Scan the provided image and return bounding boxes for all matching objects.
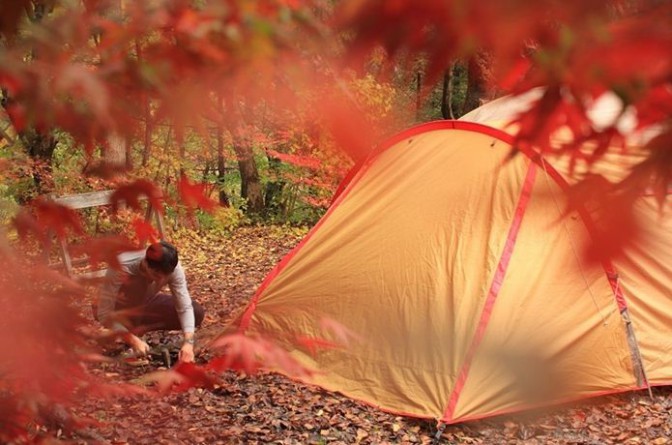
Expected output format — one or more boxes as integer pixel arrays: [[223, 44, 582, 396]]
[[97, 250, 196, 333]]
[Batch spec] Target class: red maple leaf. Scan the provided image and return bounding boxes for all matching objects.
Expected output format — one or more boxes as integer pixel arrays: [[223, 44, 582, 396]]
[[322, 94, 378, 163], [13, 198, 84, 245], [109, 179, 164, 215], [12, 209, 46, 244], [207, 334, 266, 375], [319, 317, 361, 346], [140, 363, 220, 393], [73, 235, 137, 271], [564, 175, 641, 264], [296, 335, 342, 357], [208, 334, 314, 378], [178, 175, 218, 213], [172, 362, 219, 391], [0, 0, 31, 39], [0, 72, 22, 97], [266, 148, 321, 170], [131, 218, 159, 245], [5, 102, 27, 133], [139, 369, 188, 393]]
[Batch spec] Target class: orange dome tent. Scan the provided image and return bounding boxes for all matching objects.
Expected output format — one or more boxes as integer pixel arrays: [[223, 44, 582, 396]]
[[232, 91, 672, 424]]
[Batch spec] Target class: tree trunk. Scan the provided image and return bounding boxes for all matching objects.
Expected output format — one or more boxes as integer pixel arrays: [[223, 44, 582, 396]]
[[20, 128, 57, 196], [2, 89, 57, 197], [216, 127, 230, 207], [264, 156, 286, 217], [137, 41, 152, 168], [220, 92, 263, 214], [142, 110, 151, 167], [441, 66, 456, 119], [415, 71, 422, 121], [124, 135, 133, 170], [461, 57, 486, 115], [178, 141, 185, 178], [2, 3, 58, 198], [233, 140, 264, 214], [103, 132, 127, 169], [461, 53, 495, 116]]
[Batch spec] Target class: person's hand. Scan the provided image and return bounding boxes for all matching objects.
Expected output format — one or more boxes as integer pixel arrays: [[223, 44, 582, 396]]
[[128, 334, 150, 356], [179, 342, 195, 363]]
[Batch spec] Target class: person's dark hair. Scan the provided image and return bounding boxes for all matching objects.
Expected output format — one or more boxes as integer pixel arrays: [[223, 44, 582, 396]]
[[145, 240, 179, 274]]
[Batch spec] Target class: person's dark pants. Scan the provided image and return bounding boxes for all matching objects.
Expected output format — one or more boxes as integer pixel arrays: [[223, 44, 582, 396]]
[[107, 293, 205, 334]]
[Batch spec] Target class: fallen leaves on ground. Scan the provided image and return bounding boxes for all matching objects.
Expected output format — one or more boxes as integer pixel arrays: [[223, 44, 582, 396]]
[[65, 225, 672, 445]]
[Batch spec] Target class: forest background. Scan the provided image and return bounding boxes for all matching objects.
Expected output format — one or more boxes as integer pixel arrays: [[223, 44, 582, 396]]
[[1, 0, 671, 443], [0, 3, 481, 230]]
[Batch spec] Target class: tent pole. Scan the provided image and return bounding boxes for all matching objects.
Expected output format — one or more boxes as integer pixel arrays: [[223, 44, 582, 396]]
[[621, 307, 653, 398]]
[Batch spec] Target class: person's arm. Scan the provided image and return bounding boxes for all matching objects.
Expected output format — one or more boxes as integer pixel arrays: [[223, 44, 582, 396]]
[[168, 264, 197, 362]]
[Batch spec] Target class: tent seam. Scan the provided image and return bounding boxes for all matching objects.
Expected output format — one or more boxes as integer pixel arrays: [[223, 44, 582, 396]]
[[440, 162, 538, 422]]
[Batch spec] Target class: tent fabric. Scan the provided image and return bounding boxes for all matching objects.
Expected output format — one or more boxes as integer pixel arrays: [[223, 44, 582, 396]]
[[462, 92, 672, 390], [233, 97, 670, 423]]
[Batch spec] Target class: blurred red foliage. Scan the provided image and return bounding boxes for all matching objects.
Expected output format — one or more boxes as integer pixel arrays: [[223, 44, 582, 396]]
[[1, 0, 671, 441]]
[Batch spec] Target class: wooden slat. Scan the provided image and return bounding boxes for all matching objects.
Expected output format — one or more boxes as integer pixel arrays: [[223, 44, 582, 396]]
[[50, 256, 94, 269], [58, 237, 74, 277], [53, 190, 114, 209], [48, 189, 166, 280], [75, 269, 109, 280]]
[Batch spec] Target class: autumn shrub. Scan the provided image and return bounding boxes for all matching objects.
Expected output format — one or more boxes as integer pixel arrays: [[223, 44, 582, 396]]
[[197, 206, 247, 235], [0, 158, 39, 204], [282, 200, 326, 226], [0, 184, 19, 224]]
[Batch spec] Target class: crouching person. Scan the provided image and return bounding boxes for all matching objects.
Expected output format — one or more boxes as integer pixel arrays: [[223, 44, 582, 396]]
[[96, 240, 205, 363]]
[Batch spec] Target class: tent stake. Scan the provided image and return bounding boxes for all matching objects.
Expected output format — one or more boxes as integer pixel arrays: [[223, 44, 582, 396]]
[[433, 422, 447, 444]]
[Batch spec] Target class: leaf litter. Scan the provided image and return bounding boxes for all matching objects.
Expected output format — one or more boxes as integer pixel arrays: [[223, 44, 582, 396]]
[[66, 226, 672, 444]]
